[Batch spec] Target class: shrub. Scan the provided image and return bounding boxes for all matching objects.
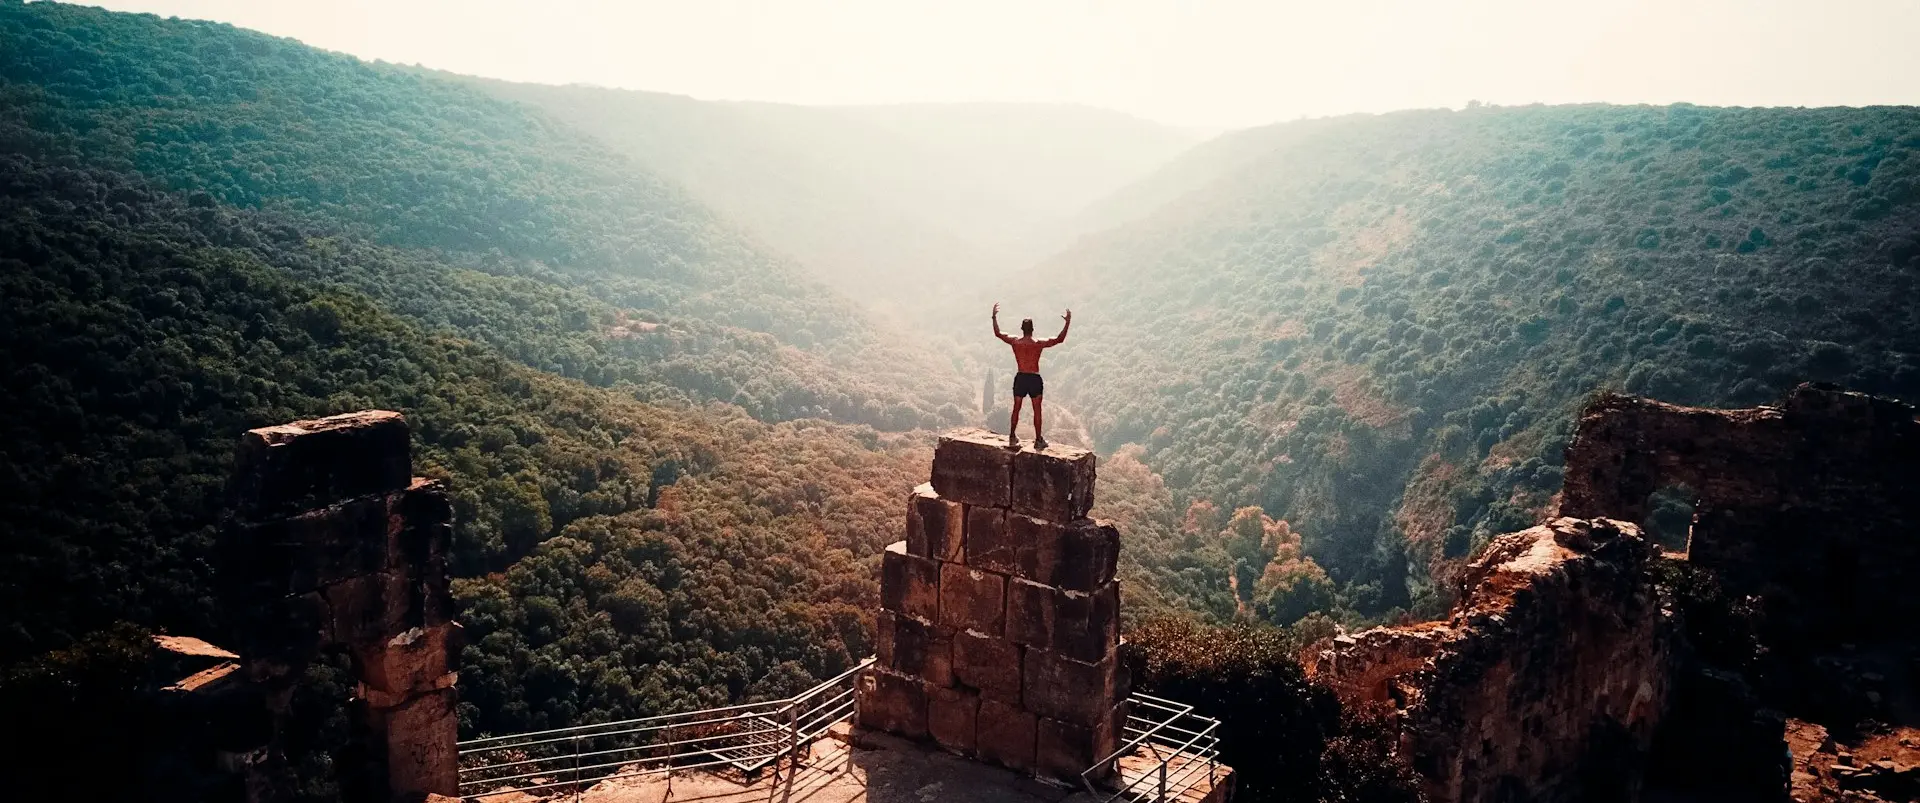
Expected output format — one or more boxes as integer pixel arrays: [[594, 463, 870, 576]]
[[1124, 617, 1424, 802]]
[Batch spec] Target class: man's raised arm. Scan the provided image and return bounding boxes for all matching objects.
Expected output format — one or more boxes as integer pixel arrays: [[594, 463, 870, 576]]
[[992, 302, 1013, 343], [1043, 309, 1072, 346]]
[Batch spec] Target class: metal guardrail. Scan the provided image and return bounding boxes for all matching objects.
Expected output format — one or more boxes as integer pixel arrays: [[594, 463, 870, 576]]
[[455, 657, 872, 800], [1084, 693, 1225, 803]]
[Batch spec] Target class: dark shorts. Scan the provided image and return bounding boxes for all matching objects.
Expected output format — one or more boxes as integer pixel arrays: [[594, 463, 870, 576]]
[[1012, 372, 1044, 398]]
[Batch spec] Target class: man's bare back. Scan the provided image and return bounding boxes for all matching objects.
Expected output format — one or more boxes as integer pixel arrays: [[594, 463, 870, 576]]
[[992, 303, 1070, 449]]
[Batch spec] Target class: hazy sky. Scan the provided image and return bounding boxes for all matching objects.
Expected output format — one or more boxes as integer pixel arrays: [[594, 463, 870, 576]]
[[86, 0, 1920, 130]]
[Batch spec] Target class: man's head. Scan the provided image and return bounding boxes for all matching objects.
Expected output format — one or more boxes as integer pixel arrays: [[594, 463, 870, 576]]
[[1021, 318, 1034, 336]]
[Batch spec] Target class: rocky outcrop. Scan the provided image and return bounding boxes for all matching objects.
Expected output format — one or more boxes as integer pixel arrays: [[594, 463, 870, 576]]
[[1311, 385, 1920, 802], [1315, 518, 1669, 803], [858, 429, 1128, 786], [1560, 383, 1920, 649], [222, 411, 460, 803], [1558, 383, 1920, 798]]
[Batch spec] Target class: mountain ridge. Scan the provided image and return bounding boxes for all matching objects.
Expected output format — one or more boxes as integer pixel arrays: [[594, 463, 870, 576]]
[[1005, 102, 1920, 620], [461, 75, 1199, 317]]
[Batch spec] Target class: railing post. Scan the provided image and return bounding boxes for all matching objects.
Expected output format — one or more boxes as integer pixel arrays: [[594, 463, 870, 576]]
[[1158, 759, 1167, 802], [780, 699, 802, 803], [572, 735, 583, 803]]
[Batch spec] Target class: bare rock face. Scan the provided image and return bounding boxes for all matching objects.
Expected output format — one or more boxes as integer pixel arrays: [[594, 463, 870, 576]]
[[1315, 517, 1668, 803], [1560, 383, 1920, 650], [1555, 383, 1920, 798], [1306, 385, 1920, 803], [222, 411, 459, 803], [861, 431, 1125, 786]]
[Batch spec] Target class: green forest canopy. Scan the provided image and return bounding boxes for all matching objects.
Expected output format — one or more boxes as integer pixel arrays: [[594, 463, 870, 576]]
[[0, 3, 1217, 747], [4, 5, 1920, 797], [1009, 102, 1920, 620]]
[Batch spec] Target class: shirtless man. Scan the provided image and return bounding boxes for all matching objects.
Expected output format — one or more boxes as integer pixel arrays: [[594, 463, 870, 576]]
[[992, 303, 1070, 450]]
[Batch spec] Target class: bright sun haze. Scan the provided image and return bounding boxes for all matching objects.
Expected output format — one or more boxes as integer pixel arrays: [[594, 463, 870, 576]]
[[81, 0, 1920, 129]]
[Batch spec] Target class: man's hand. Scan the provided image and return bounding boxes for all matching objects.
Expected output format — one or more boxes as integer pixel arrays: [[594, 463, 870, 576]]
[[993, 302, 1001, 318], [1045, 308, 1072, 347]]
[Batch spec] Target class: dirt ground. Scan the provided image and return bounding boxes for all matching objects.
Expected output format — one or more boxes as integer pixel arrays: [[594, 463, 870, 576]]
[[1787, 720, 1920, 803]]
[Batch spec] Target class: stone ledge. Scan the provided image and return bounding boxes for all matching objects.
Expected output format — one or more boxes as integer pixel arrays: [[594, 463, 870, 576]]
[[907, 483, 966, 562], [1011, 445, 1096, 522], [881, 541, 940, 621], [233, 410, 413, 517], [932, 429, 1015, 509]]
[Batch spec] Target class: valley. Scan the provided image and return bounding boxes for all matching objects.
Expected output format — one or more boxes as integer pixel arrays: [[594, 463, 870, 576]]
[[2, 3, 1918, 802]]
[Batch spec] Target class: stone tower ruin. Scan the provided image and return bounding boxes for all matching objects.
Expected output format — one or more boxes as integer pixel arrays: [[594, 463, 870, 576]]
[[856, 429, 1127, 786], [224, 411, 461, 803]]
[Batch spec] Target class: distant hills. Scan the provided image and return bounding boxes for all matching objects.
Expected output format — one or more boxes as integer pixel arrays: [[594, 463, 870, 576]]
[[0, 2, 1211, 750], [0, 0, 969, 722], [1007, 103, 1920, 618], [0, 1, 976, 428], [465, 80, 1197, 316], [8, 0, 1920, 777]]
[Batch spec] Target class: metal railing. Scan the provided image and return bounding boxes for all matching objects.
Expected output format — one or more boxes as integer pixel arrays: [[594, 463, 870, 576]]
[[1083, 693, 1225, 803], [455, 657, 872, 800]]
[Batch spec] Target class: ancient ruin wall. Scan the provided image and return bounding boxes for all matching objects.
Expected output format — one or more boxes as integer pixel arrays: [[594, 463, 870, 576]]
[[857, 429, 1128, 785], [224, 411, 460, 803], [1315, 518, 1669, 803], [1559, 383, 1920, 647]]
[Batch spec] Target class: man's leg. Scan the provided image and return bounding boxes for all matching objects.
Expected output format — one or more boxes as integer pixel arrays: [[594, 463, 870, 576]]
[[1032, 397, 1047, 450], [1009, 396, 1024, 446]]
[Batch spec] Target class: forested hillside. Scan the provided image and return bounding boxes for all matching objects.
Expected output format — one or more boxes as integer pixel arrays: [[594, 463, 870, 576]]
[[0, 3, 1233, 756], [0, 0, 982, 730], [0, 1, 972, 429], [9, 5, 1920, 799], [1013, 104, 1920, 622], [0, 150, 933, 742], [468, 79, 1194, 315]]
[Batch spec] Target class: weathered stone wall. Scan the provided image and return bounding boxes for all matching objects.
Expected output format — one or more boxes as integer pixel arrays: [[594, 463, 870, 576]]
[[857, 429, 1128, 785], [1315, 518, 1669, 803], [223, 411, 460, 803], [1559, 383, 1920, 649], [1308, 385, 1918, 802]]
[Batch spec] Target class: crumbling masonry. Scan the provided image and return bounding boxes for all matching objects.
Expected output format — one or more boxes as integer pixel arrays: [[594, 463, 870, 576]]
[[1560, 383, 1920, 649], [857, 429, 1129, 785], [1312, 384, 1920, 803], [224, 411, 461, 803], [1316, 517, 1670, 803]]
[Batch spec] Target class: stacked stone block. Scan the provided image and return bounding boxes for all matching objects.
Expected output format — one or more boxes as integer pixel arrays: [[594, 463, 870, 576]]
[[858, 429, 1128, 785], [224, 411, 460, 803]]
